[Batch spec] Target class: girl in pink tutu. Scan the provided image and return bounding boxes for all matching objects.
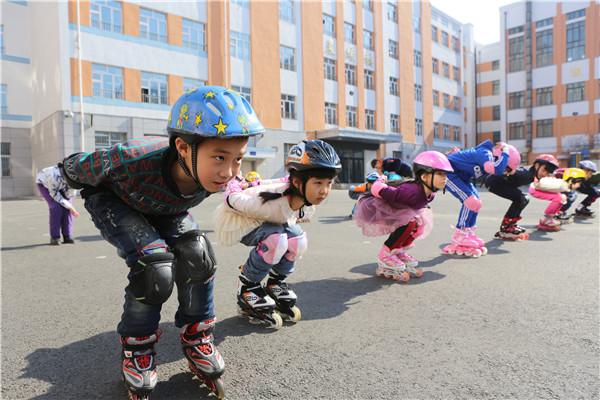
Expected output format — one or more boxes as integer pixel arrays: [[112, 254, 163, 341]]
[[354, 151, 453, 282]]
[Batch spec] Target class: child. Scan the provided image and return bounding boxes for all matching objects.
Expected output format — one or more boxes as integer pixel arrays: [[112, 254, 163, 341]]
[[215, 140, 341, 328], [353, 151, 454, 282], [348, 172, 380, 218], [529, 167, 586, 231], [35, 163, 80, 245], [61, 86, 265, 399], [485, 154, 558, 240], [557, 160, 599, 219], [443, 140, 520, 257]]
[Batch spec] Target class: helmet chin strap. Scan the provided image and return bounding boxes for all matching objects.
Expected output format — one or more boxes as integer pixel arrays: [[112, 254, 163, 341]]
[[177, 142, 202, 187], [420, 172, 440, 193]]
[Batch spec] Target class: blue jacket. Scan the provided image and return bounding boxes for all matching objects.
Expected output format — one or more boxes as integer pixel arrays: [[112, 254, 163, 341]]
[[448, 140, 509, 180]]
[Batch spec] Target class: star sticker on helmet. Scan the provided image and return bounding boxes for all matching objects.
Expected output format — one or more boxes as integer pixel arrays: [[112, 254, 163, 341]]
[[213, 118, 228, 135], [194, 112, 203, 126], [204, 91, 216, 99]]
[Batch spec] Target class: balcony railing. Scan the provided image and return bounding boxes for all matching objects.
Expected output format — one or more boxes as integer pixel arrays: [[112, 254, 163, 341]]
[[141, 93, 167, 104]]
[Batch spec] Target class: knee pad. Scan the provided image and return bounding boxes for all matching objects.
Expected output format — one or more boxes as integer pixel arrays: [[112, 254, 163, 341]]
[[256, 233, 288, 265], [464, 195, 482, 212], [483, 161, 496, 175], [284, 233, 308, 261], [172, 230, 217, 284], [131, 252, 175, 305]]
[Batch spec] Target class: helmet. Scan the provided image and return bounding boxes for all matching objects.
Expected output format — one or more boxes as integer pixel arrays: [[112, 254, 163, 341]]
[[412, 151, 454, 176], [492, 142, 521, 170], [562, 168, 586, 182], [534, 154, 559, 172], [579, 160, 597, 172], [244, 171, 261, 183], [286, 140, 341, 172], [167, 86, 264, 142], [386, 172, 402, 182], [365, 172, 380, 183]]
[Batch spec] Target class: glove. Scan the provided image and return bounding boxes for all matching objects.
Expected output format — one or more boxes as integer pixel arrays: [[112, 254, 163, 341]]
[[224, 179, 244, 196], [370, 180, 388, 198], [502, 145, 510, 155]]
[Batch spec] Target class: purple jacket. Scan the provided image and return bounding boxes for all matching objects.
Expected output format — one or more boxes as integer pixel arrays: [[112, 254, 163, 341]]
[[379, 181, 434, 209]]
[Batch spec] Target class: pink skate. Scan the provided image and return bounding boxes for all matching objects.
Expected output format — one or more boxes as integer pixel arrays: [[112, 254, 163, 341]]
[[537, 215, 561, 232], [442, 227, 486, 257], [464, 227, 488, 255], [376, 246, 410, 282], [391, 249, 423, 278]]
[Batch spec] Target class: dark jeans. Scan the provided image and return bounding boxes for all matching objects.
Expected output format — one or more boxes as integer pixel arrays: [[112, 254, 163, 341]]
[[485, 175, 529, 218], [84, 191, 214, 337], [561, 182, 600, 212], [38, 184, 73, 239]]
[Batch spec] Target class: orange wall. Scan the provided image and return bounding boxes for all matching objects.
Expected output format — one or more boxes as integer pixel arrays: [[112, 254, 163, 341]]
[[123, 68, 141, 102], [476, 62, 494, 73], [167, 14, 182, 46], [122, 2, 140, 37], [477, 132, 494, 143], [250, 1, 281, 128], [374, 0, 385, 133], [168, 75, 183, 105], [421, 2, 434, 146], [68, 0, 90, 26], [300, 1, 324, 131], [207, 1, 229, 86], [398, 0, 415, 143], [477, 106, 494, 121], [355, 3, 365, 129], [70, 58, 92, 97], [477, 81, 494, 97], [335, 1, 346, 127]]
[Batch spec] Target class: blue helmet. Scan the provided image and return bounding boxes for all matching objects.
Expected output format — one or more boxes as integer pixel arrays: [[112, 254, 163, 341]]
[[167, 86, 264, 142], [579, 160, 597, 172], [365, 172, 380, 182]]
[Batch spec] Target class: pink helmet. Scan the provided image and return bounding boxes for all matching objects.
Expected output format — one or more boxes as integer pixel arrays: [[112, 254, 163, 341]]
[[535, 154, 559, 168], [492, 142, 521, 170], [413, 151, 454, 176]]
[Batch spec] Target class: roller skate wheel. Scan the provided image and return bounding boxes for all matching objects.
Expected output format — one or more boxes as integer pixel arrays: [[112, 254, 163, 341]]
[[455, 249, 464, 256], [471, 249, 482, 257], [392, 272, 410, 282], [412, 269, 424, 278], [270, 312, 284, 329], [204, 377, 225, 399], [283, 306, 302, 322], [480, 247, 488, 256]]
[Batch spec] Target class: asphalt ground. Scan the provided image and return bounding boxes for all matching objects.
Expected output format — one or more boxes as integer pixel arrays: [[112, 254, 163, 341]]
[[2, 188, 599, 399]]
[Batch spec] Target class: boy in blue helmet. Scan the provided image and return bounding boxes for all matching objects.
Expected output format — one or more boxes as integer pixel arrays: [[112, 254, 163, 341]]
[[61, 86, 264, 399], [556, 160, 599, 219]]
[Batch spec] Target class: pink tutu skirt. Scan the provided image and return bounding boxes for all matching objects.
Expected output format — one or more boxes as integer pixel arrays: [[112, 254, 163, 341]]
[[354, 195, 434, 238]]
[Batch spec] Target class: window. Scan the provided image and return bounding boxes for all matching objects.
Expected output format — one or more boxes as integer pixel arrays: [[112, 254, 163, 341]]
[[388, 40, 398, 59], [536, 119, 553, 138], [414, 50, 422, 67], [414, 84, 422, 102], [413, 17, 421, 33], [1, 142, 10, 177], [566, 9, 585, 20], [364, 69, 374, 90], [452, 36, 460, 52], [508, 122, 525, 139], [493, 105, 501, 120], [415, 118, 423, 136], [92, 64, 123, 99], [536, 87, 553, 106], [492, 60, 500, 70], [386, 3, 397, 22], [281, 94, 296, 120], [389, 77, 398, 96], [0, 25, 3, 54], [344, 22, 355, 44], [324, 58, 337, 81], [509, 36, 524, 72], [509, 91, 525, 109], [566, 20, 585, 62], [345, 64, 357, 86], [325, 102, 337, 124], [453, 96, 461, 112], [141, 72, 167, 104], [431, 26, 438, 42], [536, 29, 553, 67], [363, 1, 374, 12], [279, 0, 294, 23], [231, 85, 252, 103], [231, 0, 249, 7], [443, 62, 450, 78], [183, 78, 205, 93], [363, 30, 374, 50], [95, 131, 126, 150], [365, 109, 375, 130], [432, 58, 439, 74], [91, 0, 122, 33], [453, 66, 460, 82], [443, 125, 449, 140], [230, 31, 250, 60], [433, 90, 439, 106], [443, 93, 450, 108], [182, 19, 206, 51], [492, 80, 500, 95], [346, 106, 357, 127], [508, 26, 524, 34], [453, 126, 460, 142], [536, 17, 553, 28], [323, 14, 335, 37], [280, 46, 296, 71], [566, 82, 585, 102], [0, 84, 6, 114], [441, 31, 449, 47], [390, 114, 399, 133], [493, 131, 501, 143], [139, 8, 167, 42]]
